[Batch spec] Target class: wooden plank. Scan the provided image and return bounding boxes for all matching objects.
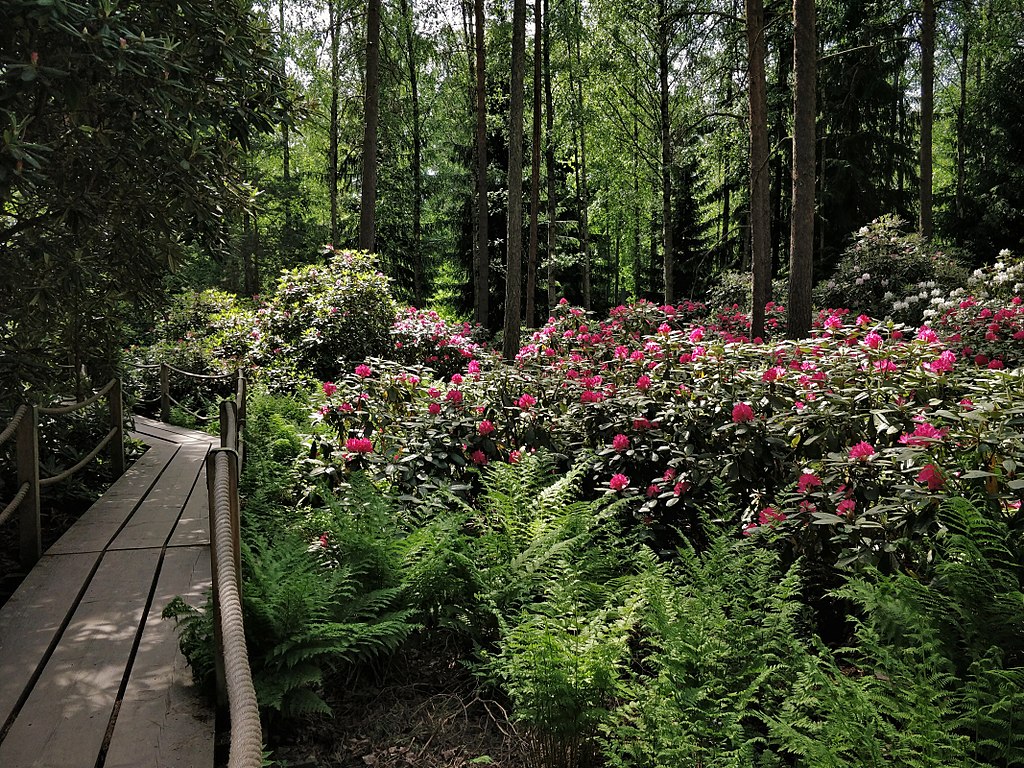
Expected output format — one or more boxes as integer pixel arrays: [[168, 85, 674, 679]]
[[0, 549, 157, 768], [109, 444, 209, 552], [46, 444, 178, 556], [0, 552, 100, 729], [103, 546, 214, 768], [168, 464, 211, 548], [134, 417, 217, 445]]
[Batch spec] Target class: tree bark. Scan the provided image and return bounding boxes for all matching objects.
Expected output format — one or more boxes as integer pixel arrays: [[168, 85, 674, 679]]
[[502, 0, 526, 360], [919, 0, 934, 239], [572, 0, 591, 310], [747, 0, 772, 341], [543, 0, 557, 314], [527, 0, 542, 327], [359, 0, 381, 252], [658, 0, 674, 304], [956, 15, 969, 221], [279, 0, 291, 241], [401, 0, 424, 305], [328, 0, 340, 246], [787, 0, 815, 340], [474, 0, 489, 326]]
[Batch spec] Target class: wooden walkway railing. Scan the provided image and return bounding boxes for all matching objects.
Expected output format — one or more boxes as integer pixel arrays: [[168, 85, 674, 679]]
[[0, 378, 125, 568], [0, 365, 259, 767]]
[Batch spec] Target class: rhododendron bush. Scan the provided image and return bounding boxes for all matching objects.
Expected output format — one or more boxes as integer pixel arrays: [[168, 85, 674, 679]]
[[316, 297, 1024, 571]]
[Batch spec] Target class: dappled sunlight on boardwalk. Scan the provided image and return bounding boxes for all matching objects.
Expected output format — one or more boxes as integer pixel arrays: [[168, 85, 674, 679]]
[[0, 418, 216, 768]]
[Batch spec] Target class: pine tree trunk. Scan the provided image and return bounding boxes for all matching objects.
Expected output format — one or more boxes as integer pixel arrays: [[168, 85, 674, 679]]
[[919, 0, 934, 239], [279, 0, 291, 243], [474, 0, 489, 326], [359, 0, 381, 252], [748, 0, 771, 340], [659, 0, 674, 304], [328, 0, 340, 246], [502, 0, 526, 360], [787, 0, 815, 340], [527, 0, 542, 327], [956, 19, 969, 221], [401, 0, 424, 305], [543, 0, 557, 314]]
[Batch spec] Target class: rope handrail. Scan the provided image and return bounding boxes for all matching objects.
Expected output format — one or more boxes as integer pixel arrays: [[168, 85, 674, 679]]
[[0, 404, 29, 446], [0, 482, 30, 528], [39, 378, 118, 416], [39, 427, 118, 487], [129, 362, 162, 370], [209, 448, 261, 768], [163, 363, 236, 380], [165, 393, 219, 424]]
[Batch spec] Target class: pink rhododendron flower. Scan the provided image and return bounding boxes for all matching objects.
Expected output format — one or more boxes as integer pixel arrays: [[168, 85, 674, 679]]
[[928, 349, 956, 373], [468, 360, 481, 374], [636, 374, 652, 391], [849, 441, 876, 461], [446, 389, 464, 404], [471, 450, 488, 466], [509, 450, 521, 464], [917, 464, 944, 490], [988, 359, 1005, 369], [428, 387, 441, 399], [856, 314, 871, 326], [915, 325, 939, 343], [517, 393, 536, 409], [837, 499, 856, 515], [609, 473, 630, 491], [451, 373, 464, 384], [612, 433, 630, 451], [657, 323, 672, 333], [759, 507, 787, 525], [874, 359, 898, 373], [355, 364, 373, 377], [346, 437, 373, 453], [478, 420, 496, 436], [824, 314, 843, 330], [633, 417, 652, 430], [646, 484, 659, 498], [689, 327, 705, 343], [428, 402, 441, 415], [797, 473, 822, 493], [322, 381, 338, 397], [864, 331, 883, 349], [742, 522, 759, 536], [732, 402, 755, 423], [673, 481, 691, 496], [762, 366, 785, 382], [899, 422, 948, 446]]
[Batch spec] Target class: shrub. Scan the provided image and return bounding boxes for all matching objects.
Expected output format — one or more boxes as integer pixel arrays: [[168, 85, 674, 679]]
[[814, 216, 968, 325], [254, 249, 396, 380]]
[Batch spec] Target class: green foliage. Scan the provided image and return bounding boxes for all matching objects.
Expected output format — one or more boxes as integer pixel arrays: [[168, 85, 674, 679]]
[[254, 249, 397, 381], [814, 216, 968, 325]]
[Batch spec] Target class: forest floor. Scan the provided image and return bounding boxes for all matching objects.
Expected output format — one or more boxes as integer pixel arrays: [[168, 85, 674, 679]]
[[272, 640, 529, 768]]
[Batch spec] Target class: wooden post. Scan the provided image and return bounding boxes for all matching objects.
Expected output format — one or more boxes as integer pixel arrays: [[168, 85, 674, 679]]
[[160, 363, 170, 423], [16, 405, 41, 569], [219, 400, 237, 451], [109, 378, 126, 477]]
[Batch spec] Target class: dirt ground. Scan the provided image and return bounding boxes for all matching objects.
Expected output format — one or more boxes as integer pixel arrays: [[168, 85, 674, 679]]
[[271, 643, 531, 768]]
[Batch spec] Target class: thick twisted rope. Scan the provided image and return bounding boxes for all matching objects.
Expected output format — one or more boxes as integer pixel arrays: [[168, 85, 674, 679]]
[[211, 451, 262, 768], [0, 404, 28, 446], [164, 364, 235, 380], [39, 378, 117, 415], [0, 482, 30, 528], [39, 427, 117, 487]]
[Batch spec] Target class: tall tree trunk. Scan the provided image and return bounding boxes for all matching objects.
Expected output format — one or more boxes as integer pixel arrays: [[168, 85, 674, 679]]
[[572, 0, 591, 310], [919, 0, 934, 239], [503, 0, 526, 359], [544, 0, 557, 314], [527, 0, 542, 327], [747, 0, 771, 341], [359, 0, 381, 252], [956, 15, 969, 221], [279, 0, 291, 243], [658, 0, 674, 303], [401, 0, 424, 305], [473, 0, 489, 326], [328, 0, 340, 246], [787, 0, 815, 340]]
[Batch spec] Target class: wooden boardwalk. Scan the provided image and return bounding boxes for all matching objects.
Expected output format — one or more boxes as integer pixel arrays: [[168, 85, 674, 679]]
[[0, 417, 217, 768]]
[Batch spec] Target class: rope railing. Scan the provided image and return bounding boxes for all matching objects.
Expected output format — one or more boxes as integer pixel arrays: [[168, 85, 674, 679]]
[[0, 378, 125, 568], [205, 382, 258, 767]]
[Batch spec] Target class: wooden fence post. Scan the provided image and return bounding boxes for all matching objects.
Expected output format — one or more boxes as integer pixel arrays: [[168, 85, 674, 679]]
[[160, 363, 170, 422], [16, 405, 41, 569], [109, 378, 125, 477]]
